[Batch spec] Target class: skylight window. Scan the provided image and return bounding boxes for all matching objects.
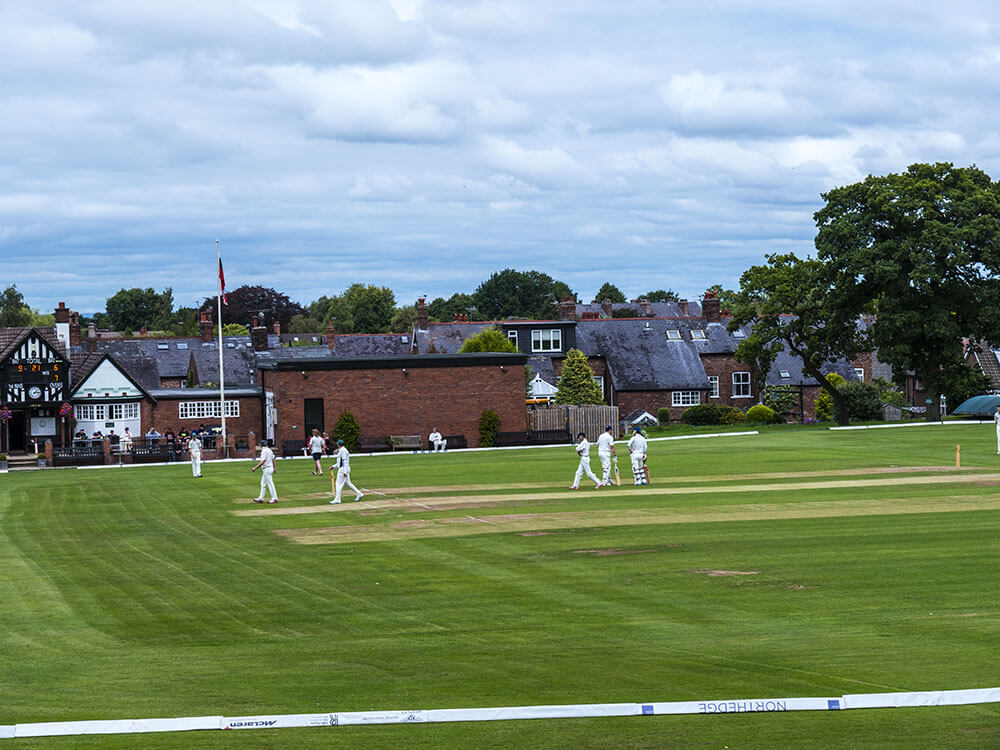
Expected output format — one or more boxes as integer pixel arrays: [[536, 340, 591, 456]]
[[666, 330, 681, 340], [690, 330, 706, 340]]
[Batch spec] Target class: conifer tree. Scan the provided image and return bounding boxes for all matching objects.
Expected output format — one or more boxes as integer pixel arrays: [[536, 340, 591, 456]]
[[554, 348, 604, 404]]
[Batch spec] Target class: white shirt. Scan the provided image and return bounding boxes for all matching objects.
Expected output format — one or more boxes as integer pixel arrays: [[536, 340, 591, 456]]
[[429, 431, 443, 443], [259, 445, 275, 471], [335, 445, 351, 471], [597, 431, 615, 454], [627, 433, 648, 454], [994, 411, 1000, 427], [309, 435, 325, 453], [188, 436, 202, 454], [575, 438, 591, 457]]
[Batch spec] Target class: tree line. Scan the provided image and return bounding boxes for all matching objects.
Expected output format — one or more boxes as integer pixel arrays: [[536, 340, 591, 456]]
[[0, 274, 678, 338]]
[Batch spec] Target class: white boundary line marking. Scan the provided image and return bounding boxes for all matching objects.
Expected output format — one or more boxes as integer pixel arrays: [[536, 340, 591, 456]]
[[5, 687, 999, 738]]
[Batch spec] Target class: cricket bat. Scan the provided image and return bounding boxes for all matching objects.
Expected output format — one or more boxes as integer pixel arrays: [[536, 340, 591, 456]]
[[643, 457, 650, 484], [613, 456, 621, 485]]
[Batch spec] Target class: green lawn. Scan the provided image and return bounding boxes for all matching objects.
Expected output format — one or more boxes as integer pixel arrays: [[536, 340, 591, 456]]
[[2, 424, 999, 748]]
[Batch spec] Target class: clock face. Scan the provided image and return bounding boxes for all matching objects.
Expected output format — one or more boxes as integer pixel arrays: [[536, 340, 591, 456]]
[[28, 386, 42, 399]]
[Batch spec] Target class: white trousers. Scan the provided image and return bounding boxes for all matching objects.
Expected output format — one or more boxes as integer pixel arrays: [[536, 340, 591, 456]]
[[573, 456, 600, 487], [191, 451, 201, 476], [630, 452, 646, 484], [598, 452, 612, 484], [256, 468, 277, 501], [335, 469, 362, 502], [432, 439, 447, 452]]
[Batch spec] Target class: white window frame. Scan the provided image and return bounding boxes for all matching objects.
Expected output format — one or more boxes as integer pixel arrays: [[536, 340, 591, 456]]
[[691, 329, 706, 340], [672, 390, 701, 407], [733, 371, 752, 398], [531, 329, 562, 352], [708, 375, 719, 399], [854, 368, 865, 381], [592, 376, 604, 400], [507, 330, 518, 343], [666, 329, 681, 340], [178, 400, 240, 420]]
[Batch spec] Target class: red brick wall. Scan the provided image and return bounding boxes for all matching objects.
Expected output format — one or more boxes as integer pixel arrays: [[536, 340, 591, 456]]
[[146, 396, 263, 438], [700, 353, 757, 407], [262, 363, 526, 448]]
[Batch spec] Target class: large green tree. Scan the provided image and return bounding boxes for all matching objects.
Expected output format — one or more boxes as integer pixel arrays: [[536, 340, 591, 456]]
[[458, 327, 518, 353], [554, 348, 604, 404], [728, 254, 865, 426], [105, 287, 174, 332], [815, 162, 1000, 420], [428, 293, 478, 322], [474, 269, 566, 320], [594, 282, 626, 303], [0, 285, 31, 327], [644, 289, 678, 303], [343, 284, 395, 333]]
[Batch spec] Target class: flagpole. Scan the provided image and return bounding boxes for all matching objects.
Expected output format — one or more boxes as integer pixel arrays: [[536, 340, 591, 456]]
[[217, 239, 228, 458]]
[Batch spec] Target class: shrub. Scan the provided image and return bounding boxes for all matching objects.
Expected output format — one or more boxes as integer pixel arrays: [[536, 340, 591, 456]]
[[656, 407, 671, 425], [718, 406, 748, 425], [814, 373, 847, 422], [478, 409, 500, 447], [839, 381, 883, 421], [745, 404, 779, 424], [680, 404, 747, 426], [333, 409, 361, 452], [763, 385, 798, 415]]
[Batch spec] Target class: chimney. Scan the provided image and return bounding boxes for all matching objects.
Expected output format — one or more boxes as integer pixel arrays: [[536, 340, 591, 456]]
[[416, 297, 428, 330], [678, 299, 689, 316], [702, 290, 721, 323], [558, 297, 576, 321], [327, 319, 336, 352], [601, 299, 613, 317], [55, 302, 69, 324], [273, 320, 281, 335], [199, 310, 214, 343], [70, 311, 81, 347], [87, 322, 97, 353], [639, 297, 651, 317], [251, 321, 269, 351]]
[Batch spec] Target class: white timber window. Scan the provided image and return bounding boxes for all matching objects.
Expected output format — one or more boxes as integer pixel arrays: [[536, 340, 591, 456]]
[[672, 390, 701, 407], [531, 329, 562, 352], [178, 400, 240, 420], [708, 376, 719, 399], [733, 371, 752, 398]]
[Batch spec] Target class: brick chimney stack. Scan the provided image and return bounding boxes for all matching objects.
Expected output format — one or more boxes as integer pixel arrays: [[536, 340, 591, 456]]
[[678, 299, 689, 316], [416, 297, 428, 330], [251, 320, 269, 351], [199, 310, 214, 342], [558, 297, 576, 321], [70, 311, 81, 347], [327, 319, 336, 352], [600, 299, 613, 317], [702, 290, 721, 323], [87, 322, 97, 353], [273, 320, 281, 335], [639, 297, 651, 317], [55, 302, 69, 324]]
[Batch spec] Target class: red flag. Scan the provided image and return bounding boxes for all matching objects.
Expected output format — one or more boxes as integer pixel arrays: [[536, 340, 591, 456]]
[[218, 258, 228, 305]]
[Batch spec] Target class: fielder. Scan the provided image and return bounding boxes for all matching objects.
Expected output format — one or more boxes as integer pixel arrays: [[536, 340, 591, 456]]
[[330, 439, 365, 504], [251, 439, 278, 504], [570, 432, 602, 489], [627, 426, 648, 485], [596, 424, 616, 486], [428, 427, 447, 453], [188, 433, 203, 478], [995, 405, 1000, 455]]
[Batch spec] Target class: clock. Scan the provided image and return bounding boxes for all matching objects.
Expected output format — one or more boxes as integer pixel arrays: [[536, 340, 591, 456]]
[[28, 386, 42, 400]]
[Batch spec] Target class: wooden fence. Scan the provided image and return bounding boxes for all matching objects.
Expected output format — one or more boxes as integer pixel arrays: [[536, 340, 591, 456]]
[[527, 404, 620, 442]]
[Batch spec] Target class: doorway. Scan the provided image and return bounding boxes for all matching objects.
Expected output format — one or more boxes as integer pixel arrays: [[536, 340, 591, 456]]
[[304, 398, 324, 436]]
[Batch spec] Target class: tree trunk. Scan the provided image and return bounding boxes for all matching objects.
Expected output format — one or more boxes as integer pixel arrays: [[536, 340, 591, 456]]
[[799, 358, 850, 426], [925, 387, 941, 421]]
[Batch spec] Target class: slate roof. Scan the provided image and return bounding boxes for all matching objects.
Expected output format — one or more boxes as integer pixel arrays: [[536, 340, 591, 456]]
[[411, 322, 493, 355], [764, 348, 860, 386], [332, 333, 414, 357], [575, 300, 704, 318], [574, 318, 710, 391], [98, 337, 259, 387], [68, 352, 156, 400]]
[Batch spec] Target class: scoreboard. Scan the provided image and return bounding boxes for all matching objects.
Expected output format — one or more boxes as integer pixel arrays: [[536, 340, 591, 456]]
[[2, 334, 67, 405]]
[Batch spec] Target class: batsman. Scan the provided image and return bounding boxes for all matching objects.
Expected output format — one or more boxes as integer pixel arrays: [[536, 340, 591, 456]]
[[627, 426, 649, 485]]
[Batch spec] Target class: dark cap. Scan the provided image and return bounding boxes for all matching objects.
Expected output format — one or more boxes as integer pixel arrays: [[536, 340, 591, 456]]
[[337, 439, 344, 446], [633, 426, 642, 432], [577, 432, 586, 439], [605, 425, 613, 431]]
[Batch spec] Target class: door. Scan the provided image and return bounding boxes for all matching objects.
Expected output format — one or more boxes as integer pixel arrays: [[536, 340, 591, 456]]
[[304, 398, 324, 436]]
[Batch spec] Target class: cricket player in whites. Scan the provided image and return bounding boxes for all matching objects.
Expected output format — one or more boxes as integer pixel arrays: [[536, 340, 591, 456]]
[[330, 439, 365, 504], [570, 432, 602, 489], [187, 433, 203, 477], [627, 426, 648, 485], [596, 425, 616, 487]]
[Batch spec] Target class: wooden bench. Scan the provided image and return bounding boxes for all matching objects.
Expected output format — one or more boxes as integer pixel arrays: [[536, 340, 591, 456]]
[[359, 435, 391, 453], [442, 434, 467, 449], [388, 435, 423, 451]]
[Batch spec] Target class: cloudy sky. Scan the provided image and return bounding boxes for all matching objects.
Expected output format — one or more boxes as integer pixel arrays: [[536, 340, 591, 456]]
[[4, 1, 1000, 315]]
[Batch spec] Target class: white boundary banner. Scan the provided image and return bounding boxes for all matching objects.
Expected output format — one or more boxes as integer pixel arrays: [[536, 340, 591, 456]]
[[5, 689, 999, 738]]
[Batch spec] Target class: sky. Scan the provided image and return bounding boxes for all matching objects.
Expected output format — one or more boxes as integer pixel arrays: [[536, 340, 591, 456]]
[[4, 1, 1000, 316]]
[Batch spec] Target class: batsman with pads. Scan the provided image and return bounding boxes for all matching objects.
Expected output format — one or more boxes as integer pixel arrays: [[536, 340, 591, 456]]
[[627, 426, 649, 485]]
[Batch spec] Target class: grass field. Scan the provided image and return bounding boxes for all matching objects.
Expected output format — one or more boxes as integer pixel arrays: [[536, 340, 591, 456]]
[[2, 423, 999, 748]]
